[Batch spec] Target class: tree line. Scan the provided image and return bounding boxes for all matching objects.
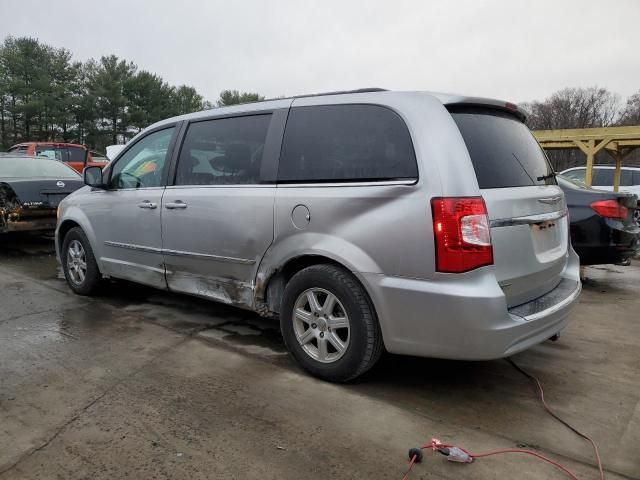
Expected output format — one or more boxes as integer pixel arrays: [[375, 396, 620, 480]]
[[0, 36, 264, 151], [523, 87, 639, 171], [2, 35, 639, 170]]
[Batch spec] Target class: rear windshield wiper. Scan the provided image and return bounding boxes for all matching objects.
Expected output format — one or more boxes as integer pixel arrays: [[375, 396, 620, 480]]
[[537, 172, 556, 181]]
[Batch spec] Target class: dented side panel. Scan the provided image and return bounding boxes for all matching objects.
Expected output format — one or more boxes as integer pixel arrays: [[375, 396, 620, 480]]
[[255, 182, 436, 303], [161, 185, 277, 309]]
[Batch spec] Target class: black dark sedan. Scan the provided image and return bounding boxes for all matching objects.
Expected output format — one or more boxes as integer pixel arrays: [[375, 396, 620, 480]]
[[0, 154, 84, 234], [558, 175, 640, 265]]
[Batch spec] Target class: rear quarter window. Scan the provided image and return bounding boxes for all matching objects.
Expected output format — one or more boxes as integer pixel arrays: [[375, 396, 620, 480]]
[[450, 107, 555, 189], [278, 104, 418, 182]]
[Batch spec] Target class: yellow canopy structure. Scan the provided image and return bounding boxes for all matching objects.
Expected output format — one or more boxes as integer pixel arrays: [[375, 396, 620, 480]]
[[533, 126, 640, 191]]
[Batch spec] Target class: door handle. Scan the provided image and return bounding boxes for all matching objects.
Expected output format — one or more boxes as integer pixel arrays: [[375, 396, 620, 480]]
[[138, 201, 157, 209], [165, 201, 188, 210]]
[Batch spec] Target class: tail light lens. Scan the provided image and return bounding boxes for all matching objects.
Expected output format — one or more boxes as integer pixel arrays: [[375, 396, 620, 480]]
[[590, 200, 628, 220], [431, 197, 493, 273]]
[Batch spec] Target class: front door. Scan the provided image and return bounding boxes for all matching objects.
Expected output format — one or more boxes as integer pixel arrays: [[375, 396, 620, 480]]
[[161, 114, 276, 308], [88, 126, 177, 288]]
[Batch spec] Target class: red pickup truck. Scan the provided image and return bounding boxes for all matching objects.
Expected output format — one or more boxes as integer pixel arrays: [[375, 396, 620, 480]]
[[8, 142, 108, 173]]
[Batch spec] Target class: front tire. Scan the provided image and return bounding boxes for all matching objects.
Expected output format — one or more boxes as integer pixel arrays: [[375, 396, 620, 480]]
[[61, 227, 101, 295], [280, 264, 383, 382]]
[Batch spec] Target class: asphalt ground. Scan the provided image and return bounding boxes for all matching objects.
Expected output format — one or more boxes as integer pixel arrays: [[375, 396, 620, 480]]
[[1, 233, 638, 479]]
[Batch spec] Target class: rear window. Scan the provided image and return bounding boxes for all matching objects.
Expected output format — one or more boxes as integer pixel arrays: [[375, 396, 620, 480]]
[[9, 145, 28, 153], [278, 104, 418, 182], [562, 168, 585, 182], [450, 107, 555, 189], [0, 157, 80, 178]]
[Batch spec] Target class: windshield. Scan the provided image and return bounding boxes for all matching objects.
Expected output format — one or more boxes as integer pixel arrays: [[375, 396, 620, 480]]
[[0, 157, 81, 178]]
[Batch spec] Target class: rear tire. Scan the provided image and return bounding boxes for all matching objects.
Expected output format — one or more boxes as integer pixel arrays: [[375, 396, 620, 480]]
[[280, 264, 383, 382], [61, 227, 102, 296]]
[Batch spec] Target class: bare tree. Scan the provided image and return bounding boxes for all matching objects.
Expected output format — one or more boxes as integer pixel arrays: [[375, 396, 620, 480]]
[[523, 87, 620, 130], [619, 90, 640, 126], [522, 87, 622, 171]]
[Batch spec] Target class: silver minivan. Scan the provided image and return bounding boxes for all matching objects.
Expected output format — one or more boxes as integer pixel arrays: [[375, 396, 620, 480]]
[[56, 89, 581, 382]]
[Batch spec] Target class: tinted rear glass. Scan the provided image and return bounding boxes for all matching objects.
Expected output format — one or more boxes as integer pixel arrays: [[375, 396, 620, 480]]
[[0, 157, 80, 178], [450, 108, 555, 188], [278, 104, 417, 182]]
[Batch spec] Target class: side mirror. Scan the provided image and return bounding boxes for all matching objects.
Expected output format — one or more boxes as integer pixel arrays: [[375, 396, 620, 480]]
[[84, 166, 105, 188]]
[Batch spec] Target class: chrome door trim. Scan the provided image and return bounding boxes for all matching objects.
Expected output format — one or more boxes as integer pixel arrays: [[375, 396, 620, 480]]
[[104, 240, 256, 265], [162, 248, 256, 265], [104, 241, 163, 254], [490, 209, 568, 228], [277, 179, 418, 188], [105, 241, 256, 265]]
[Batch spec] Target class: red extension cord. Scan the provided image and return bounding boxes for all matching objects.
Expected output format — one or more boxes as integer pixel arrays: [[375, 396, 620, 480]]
[[402, 358, 605, 480]]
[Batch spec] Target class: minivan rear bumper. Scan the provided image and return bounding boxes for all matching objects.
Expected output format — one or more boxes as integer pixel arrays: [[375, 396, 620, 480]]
[[359, 252, 581, 360]]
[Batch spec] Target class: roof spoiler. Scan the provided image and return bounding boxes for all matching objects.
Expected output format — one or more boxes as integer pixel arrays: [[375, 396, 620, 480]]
[[446, 102, 527, 122], [432, 93, 528, 122]]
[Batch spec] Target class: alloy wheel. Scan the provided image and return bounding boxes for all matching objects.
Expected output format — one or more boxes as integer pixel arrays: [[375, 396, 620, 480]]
[[66, 239, 87, 285], [292, 288, 350, 363]]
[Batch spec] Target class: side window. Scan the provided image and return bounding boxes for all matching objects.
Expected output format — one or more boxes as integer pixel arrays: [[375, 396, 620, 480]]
[[633, 170, 640, 186], [175, 115, 271, 186], [278, 105, 418, 182], [109, 127, 175, 189], [620, 170, 633, 186], [35, 147, 63, 161], [592, 168, 614, 186], [65, 147, 86, 163]]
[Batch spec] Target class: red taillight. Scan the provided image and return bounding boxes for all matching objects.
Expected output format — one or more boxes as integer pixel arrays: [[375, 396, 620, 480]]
[[431, 197, 493, 273], [590, 200, 628, 220]]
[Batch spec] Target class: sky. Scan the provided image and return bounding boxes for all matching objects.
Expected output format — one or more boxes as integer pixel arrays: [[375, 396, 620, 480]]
[[1, 0, 639, 104]]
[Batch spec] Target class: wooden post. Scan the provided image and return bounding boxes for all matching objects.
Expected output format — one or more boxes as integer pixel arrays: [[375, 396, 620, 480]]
[[584, 139, 595, 186], [572, 139, 597, 186], [613, 153, 622, 192]]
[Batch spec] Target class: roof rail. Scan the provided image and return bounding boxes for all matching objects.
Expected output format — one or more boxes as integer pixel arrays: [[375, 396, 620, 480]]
[[292, 88, 388, 99]]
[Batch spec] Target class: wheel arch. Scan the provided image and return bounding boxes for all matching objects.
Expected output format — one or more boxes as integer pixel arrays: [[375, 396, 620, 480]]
[[55, 208, 101, 272], [57, 219, 80, 252], [259, 254, 379, 322]]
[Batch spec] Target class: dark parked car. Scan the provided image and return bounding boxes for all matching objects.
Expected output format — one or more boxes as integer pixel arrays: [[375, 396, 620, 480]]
[[0, 154, 84, 234], [557, 175, 640, 265]]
